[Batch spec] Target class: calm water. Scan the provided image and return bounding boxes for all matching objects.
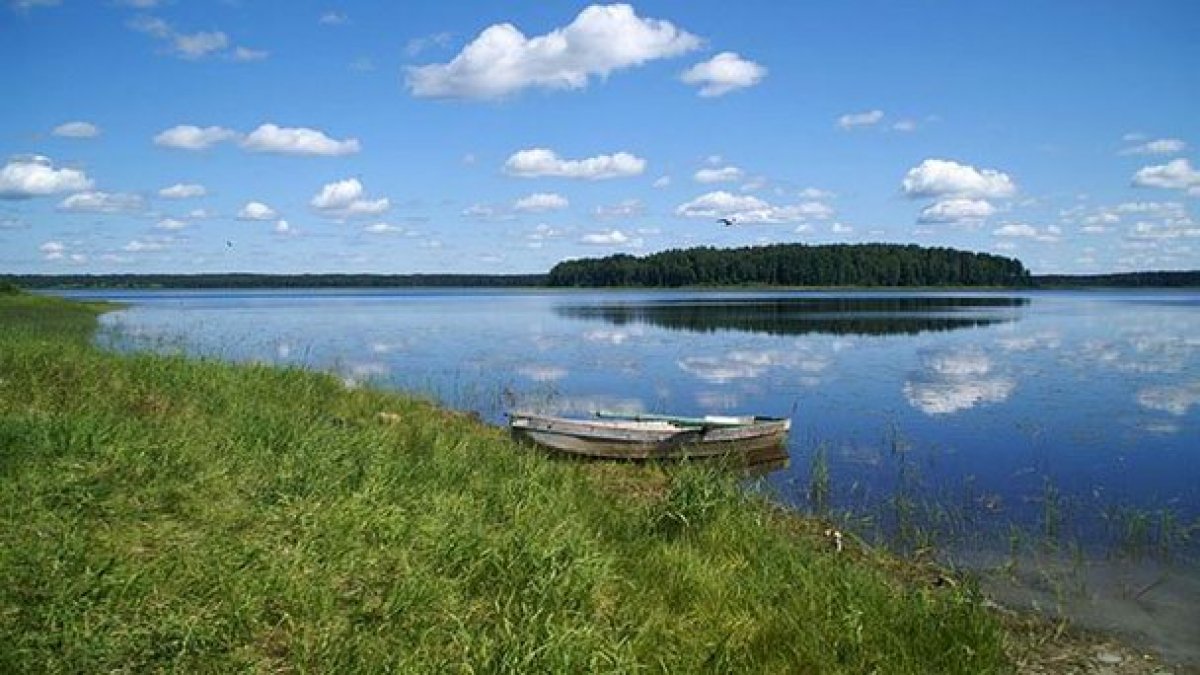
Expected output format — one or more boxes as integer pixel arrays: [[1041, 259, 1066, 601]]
[[61, 288, 1200, 662]]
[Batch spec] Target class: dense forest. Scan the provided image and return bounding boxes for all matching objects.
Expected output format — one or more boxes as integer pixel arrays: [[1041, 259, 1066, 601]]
[[547, 244, 1031, 287], [1032, 271, 1200, 288], [0, 273, 547, 290]]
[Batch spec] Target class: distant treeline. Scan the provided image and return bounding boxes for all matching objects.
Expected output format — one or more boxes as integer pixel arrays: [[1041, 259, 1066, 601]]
[[548, 244, 1031, 288], [0, 273, 548, 290], [1032, 271, 1200, 288]]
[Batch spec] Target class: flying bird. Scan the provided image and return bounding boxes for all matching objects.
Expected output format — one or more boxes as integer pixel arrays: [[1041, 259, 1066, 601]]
[[718, 217, 737, 227], [226, 240, 234, 248]]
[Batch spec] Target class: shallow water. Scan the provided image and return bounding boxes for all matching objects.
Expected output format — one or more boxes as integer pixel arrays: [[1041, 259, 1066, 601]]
[[60, 288, 1200, 663]]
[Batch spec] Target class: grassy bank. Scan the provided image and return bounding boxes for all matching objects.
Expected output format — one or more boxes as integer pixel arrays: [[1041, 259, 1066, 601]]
[[0, 293, 1016, 672]]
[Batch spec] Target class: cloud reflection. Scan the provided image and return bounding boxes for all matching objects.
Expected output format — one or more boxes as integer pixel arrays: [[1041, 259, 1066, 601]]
[[1137, 381, 1200, 416], [904, 349, 1015, 415]]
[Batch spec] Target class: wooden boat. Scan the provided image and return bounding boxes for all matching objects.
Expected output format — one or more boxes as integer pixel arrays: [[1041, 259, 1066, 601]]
[[507, 411, 790, 460]]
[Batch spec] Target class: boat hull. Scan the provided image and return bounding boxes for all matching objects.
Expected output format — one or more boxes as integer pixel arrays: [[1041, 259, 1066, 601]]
[[508, 414, 790, 461]]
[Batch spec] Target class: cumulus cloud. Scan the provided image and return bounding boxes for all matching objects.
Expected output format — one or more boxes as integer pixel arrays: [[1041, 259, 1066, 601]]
[[680, 51, 766, 97], [0, 155, 93, 199], [675, 190, 833, 223], [310, 178, 390, 218], [158, 182, 206, 199], [902, 159, 1016, 199], [503, 147, 645, 179], [837, 109, 884, 130], [992, 222, 1061, 242], [154, 124, 238, 150], [52, 121, 100, 138], [513, 192, 569, 212], [1120, 138, 1187, 156], [918, 198, 996, 224], [694, 166, 744, 183], [406, 4, 700, 99], [58, 190, 145, 213], [156, 217, 187, 230], [237, 201, 277, 220], [1132, 158, 1200, 192], [241, 124, 361, 156]]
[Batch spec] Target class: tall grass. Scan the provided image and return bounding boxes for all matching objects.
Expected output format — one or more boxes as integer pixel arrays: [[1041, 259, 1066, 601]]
[[0, 293, 1011, 672]]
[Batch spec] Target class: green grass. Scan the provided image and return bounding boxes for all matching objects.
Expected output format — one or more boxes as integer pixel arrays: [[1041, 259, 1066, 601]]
[[0, 292, 1011, 673]]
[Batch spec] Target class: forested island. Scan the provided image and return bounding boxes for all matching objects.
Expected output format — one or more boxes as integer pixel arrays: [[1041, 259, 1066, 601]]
[[547, 243, 1031, 287]]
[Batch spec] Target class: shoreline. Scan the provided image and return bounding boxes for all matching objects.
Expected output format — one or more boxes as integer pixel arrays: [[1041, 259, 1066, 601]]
[[0, 291, 1188, 672]]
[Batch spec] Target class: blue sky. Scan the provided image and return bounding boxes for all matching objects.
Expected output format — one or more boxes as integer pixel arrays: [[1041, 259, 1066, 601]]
[[2, 1, 1197, 275]]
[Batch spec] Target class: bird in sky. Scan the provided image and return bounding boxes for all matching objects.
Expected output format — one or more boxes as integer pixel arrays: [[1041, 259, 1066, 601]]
[[718, 217, 736, 227]]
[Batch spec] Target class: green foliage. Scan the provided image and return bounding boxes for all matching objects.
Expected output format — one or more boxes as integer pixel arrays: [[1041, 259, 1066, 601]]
[[548, 243, 1032, 287], [0, 281, 21, 295], [0, 294, 1012, 673]]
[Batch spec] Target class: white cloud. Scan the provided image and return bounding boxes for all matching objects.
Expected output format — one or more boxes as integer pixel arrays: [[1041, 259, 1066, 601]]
[[1132, 158, 1200, 191], [581, 229, 640, 246], [158, 182, 206, 199], [241, 124, 361, 156], [174, 30, 228, 59], [123, 238, 166, 252], [594, 198, 644, 219], [40, 241, 65, 260], [892, 119, 917, 132], [680, 51, 766, 97], [365, 221, 404, 234], [232, 46, 269, 62], [652, 175, 671, 188], [154, 124, 238, 150], [0, 155, 93, 199], [513, 192, 569, 212], [319, 11, 349, 25], [129, 15, 263, 62], [902, 158, 1017, 199], [237, 201, 277, 221], [1126, 218, 1200, 240], [273, 219, 292, 235], [406, 4, 700, 99], [461, 203, 513, 221], [837, 109, 884, 130], [918, 198, 995, 224], [694, 166, 744, 183], [58, 191, 144, 213], [1120, 138, 1187, 156], [675, 190, 833, 223], [156, 218, 187, 230], [992, 222, 1036, 237], [798, 187, 835, 200], [503, 147, 645, 179], [52, 121, 100, 138], [310, 178, 390, 218]]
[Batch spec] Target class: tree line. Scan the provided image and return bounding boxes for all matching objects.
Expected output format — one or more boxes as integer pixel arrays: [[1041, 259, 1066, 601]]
[[0, 273, 548, 290], [547, 243, 1032, 287]]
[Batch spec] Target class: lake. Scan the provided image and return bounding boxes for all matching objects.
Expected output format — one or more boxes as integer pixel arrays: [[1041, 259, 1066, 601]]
[[60, 288, 1200, 662]]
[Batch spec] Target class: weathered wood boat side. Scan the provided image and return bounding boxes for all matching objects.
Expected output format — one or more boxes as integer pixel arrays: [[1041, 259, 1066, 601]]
[[507, 412, 790, 460]]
